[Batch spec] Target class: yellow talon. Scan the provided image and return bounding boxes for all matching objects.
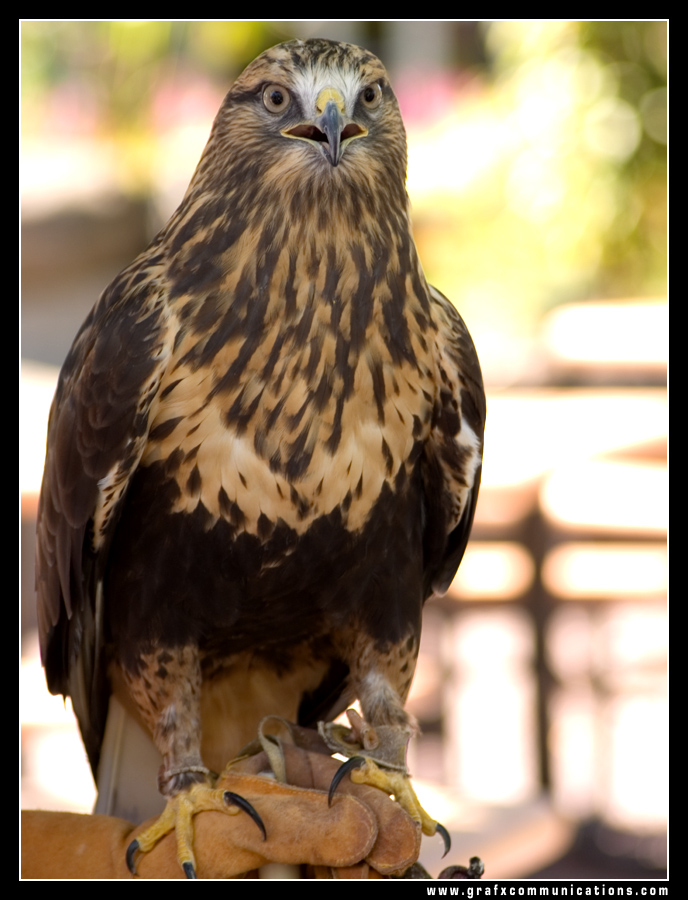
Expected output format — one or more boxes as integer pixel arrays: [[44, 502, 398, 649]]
[[126, 782, 263, 878], [349, 758, 438, 837]]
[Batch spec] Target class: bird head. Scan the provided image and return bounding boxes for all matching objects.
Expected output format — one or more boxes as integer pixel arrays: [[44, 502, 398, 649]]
[[188, 39, 409, 214]]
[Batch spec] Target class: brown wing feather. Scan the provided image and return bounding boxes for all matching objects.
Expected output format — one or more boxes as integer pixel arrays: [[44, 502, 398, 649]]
[[422, 284, 485, 597], [35, 249, 171, 769]]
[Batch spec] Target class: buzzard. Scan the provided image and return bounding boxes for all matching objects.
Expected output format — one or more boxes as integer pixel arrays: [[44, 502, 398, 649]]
[[36, 38, 485, 877]]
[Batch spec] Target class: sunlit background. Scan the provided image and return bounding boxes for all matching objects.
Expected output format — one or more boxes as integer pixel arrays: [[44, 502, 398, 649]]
[[20, 21, 667, 879]]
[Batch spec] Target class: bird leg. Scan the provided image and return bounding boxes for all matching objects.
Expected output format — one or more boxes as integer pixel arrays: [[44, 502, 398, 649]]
[[320, 708, 451, 856], [119, 650, 265, 878]]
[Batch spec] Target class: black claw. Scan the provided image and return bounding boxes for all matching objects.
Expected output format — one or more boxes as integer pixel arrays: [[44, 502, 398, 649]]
[[436, 821, 451, 858], [328, 756, 366, 807], [182, 861, 197, 879], [223, 791, 267, 841], [126, 839, 140, 875]]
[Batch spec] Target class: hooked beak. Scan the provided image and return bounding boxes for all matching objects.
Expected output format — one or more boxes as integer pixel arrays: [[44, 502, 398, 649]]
[[282, 87, 367, 167]]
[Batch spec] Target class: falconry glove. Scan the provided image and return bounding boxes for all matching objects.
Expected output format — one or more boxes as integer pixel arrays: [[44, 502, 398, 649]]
[[22, 719, 423, 879]]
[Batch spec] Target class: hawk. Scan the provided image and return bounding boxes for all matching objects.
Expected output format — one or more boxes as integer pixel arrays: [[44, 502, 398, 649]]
[[36, 38, 485, 878]]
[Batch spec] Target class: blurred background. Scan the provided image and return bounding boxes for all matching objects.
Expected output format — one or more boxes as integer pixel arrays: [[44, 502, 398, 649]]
[[20, 21, 667, 879]]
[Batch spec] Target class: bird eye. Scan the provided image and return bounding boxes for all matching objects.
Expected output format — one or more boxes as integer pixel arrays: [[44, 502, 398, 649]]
[[360, 83, 382, 109], [263, 84, 291, 113]]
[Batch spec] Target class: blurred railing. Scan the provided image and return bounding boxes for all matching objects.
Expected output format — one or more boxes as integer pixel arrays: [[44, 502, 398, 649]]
[[407, 300, 667, 857]]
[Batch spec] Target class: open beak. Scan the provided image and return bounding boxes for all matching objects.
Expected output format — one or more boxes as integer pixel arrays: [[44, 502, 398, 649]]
[[282, 87, 367, 167]]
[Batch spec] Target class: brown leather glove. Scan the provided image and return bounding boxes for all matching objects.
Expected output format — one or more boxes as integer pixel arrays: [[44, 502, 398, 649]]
[[21, 718, 421, 879]]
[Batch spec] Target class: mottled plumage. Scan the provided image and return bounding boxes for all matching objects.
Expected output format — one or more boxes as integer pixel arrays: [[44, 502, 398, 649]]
[[36, 38, 485, 873]]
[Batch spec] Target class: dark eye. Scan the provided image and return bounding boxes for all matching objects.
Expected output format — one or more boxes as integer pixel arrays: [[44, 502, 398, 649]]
[[360, 83, 382, 109], [263, 84, 290, 113]]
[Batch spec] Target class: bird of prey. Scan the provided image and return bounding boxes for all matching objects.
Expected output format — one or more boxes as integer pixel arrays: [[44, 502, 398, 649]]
[[36, 38, 485, 878]]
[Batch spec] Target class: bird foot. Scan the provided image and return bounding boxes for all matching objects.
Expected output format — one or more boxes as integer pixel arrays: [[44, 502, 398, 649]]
[[320, 711, 450, 855], [329, 756, 450, 856], [126, 782, 265, 878]]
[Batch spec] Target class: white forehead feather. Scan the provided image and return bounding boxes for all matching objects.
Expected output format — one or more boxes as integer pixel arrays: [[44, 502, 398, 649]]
[[290, 63, 366, 118]]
